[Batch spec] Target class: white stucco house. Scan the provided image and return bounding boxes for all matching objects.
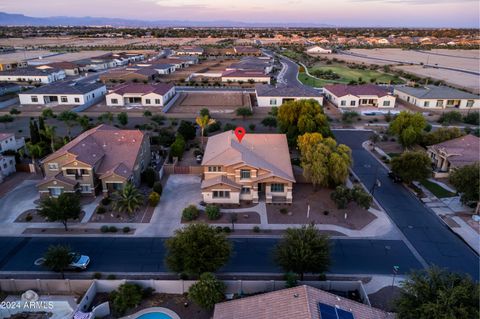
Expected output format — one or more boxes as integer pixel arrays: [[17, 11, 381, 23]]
[[222, 70, 271, 84], [0, 155, 16, 183], [394, 85, 480, 109], [19, 81, 107, 106], [255, 84, 323, 107], [0, 133, 25, 153], [106, 83, 176, 108], [0, 68, 66, 84], [323, 84, 396, 108]]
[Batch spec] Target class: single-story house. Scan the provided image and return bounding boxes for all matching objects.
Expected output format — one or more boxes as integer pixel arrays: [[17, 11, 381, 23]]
[[19, 81, 106, 106], [427, 134, 480, 178], [222, 70, 271, 84], [233, 46, 262, 56], [169, 55, 199, 65], [106, 83, 176, 108], [152, 58, 186, 70], [43, 62, 80, 76], [201, 130, 295, 204], [99, 67, 158, 83], [227, 56, 274, 74], [0, 67, 66, 84], [394, 85, 479, 109], [305, 45, 332, 54], [323, 84, 396, 108], [174, 47, 204, 55], [255, 84, 323, 107]]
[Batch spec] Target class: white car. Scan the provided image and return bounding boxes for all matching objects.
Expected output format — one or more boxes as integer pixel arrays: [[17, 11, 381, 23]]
[[69, 253, 90, 270]]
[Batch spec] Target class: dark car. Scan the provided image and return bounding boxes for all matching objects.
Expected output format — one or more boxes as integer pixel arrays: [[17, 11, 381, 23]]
[[388, 171, 402, 183]]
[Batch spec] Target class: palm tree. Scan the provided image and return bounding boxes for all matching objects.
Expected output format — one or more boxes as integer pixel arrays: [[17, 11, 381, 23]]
[[41, 125, 57, 152], [26, 142, 43, 173], [113, 182, 144, 216], [195, 115, 216, 150]]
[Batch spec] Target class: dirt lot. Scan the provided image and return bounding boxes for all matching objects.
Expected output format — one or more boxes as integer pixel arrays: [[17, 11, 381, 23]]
[[167, 92, 251, 115], [266, 184, 377, 230]]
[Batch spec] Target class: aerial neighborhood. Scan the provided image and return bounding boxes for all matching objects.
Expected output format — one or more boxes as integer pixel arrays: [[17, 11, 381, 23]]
[[0, 4, 478, 319]]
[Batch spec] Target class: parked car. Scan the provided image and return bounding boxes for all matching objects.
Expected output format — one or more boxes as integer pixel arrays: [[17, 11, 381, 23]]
[[388, 171, 402, 183], [196, 154, 203, 164], [68, 253, 90, 270]]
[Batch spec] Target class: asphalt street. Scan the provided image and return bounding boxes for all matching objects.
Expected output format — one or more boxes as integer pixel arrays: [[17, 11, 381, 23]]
[[334, 130, 479, 280], [0, 237, 421, 275]]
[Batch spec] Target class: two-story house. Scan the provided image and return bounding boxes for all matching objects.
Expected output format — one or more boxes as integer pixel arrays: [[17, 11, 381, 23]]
[[201, 131, 295, 204], [37, 125, 150, 197]]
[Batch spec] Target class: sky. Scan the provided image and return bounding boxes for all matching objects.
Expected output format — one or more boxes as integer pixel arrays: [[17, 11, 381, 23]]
[[0, 0, 479, 27]]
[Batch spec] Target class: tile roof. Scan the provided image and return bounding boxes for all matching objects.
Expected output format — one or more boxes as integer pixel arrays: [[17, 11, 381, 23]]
[[109, 83, 174, 96], [37, 172, 79, 187], [256, 84, 322, 97], [234, 46, 262, 54], [202, 131, 295, 182], [429, 134, 480, 167], [201, 175, 242, 189], [42, 124, 145, 178], [20, 81, 105, 95], [46, 61, 79, 69], [0, 133, 14, 141], [222, 70, 269, 78], [324, 84, 392, 98], [0, 67, 63, 76], [213, 285, 395, 319], [395, 85, 479, 99]]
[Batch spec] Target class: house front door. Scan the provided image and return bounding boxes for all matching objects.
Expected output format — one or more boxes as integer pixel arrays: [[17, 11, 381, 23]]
[[257, 183, 266, 194]]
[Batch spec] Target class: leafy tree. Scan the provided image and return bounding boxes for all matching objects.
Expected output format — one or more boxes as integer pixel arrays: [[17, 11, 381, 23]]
[[391, 151, 432, 184], [421, 127, 464, 146], [331, 185, 372, 210], [9, 108, 21, 115], [350, 185, 373, 209], [200, 108, 210, 117], [275, 224, 330, 280], [26, 142, 44, 173], [41, 109, 54, 118], [188, 272, 225, 310], [438, 111, 462, 125], [330, 185, 352, 209], [58, 111, 79, 138], [196, 115, 216, 149], [0, 114, 14, 128], [236, 107, 253, 119], [98, 112, 114, 125], [261, 116, 277, 129], [113, 182, 144, 216], [449, 163, 479, 205], [41, 125, 57, 152], [77, 115, 91, 131], [117, 112, 128, 127], [152, 128, 175, 147], [389, 111, 427, 148], [297, 133, 352, 188], [205, 204, 221, 220], [170, 135, 186, 159], [395, 267, 479, 319], [165, 223, 231, 277], [178, 120, 196, 141], [38, 193, 82, 231], [110, 283, 143, 316], [43, 245, 73, 279], [463, 111, 479, 126]]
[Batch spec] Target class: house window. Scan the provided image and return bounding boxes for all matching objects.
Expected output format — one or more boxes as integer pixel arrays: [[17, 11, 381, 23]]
[[436, 100, 443, 107], [423, 101, 429, 107], [446, 100, 455, 106], [31, 96, 38, 103], [271, 183, 284, 192], [74, 98, 80, 103], [213, 190, 230, 198], [80, 169, 89, 176], [49, 187, 63, 197], [80, 184, 91, 193], [65, 169, 76, 175], [350, 100, 356, 106], [466, 100, 474, 108], [241, 187, 251, 194], [269, 98, 277, 106], [111, 98, 118, 104], [155, 99, 161, 104], [112, 183, 123, 191], [145, 99, 151, 104], [208, 166, 221, 172], [340, 100, 346, 106], [60, 96, 68, 103], [240, 169, 251, 179], [47, 163, 59, 170], [383, 101, 391, 107]]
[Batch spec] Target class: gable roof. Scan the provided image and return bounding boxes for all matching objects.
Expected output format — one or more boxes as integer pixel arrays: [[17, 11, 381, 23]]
[[109, 83, 174, 96], [324, 84, 392, 98], [201, 175, 242, 189], [20, 81, 105, 95], [429, 134, 480, 167], [256, 84, 322, 98], [395, 85, 479, 100], [213, 285, 395, 319], [202, 131, 295, 182]]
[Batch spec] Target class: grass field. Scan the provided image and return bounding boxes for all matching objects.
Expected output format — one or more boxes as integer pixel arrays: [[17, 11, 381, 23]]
[[420, 179, 456, 198], [298, 73, 331, 87], [309, 63, 403, 85]]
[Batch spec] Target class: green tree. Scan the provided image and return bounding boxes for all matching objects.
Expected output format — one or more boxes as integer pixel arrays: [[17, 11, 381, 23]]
[[41, 109, 54, 118], [165, 223, 231, 277], [261, 116, 277, 129], [0, 114, 14, 128], [236, 107, 253, 119], [117, 112, 128, 127], [331, 185, 372, 210], [178, 120, 196, 141], [391, 151, 432, 184], [200, 108, 210, 117], [58, 111, 79, 138], [98, 112, 114, 125], [438, 111, 463, 125], [25, 142, 43, 173], [196, 115, 216, 149], [275, 224, 330, 280], [449, 163, 479, 205], [188, 272, 225, 310], [330, 185, 352, 209], [170, 135, 186, 159], [297, 133, 352, 188], [113, 182, 144, 216], [389, 111, 427, 148], [41, 125, 57, 152], [110, 283, 144, 316], [43, 245, 73, 279], [421, 127, 464, 146], [38, 193, 82, 231], [77, 115, 91, 131], [395, 267, 479, 319]]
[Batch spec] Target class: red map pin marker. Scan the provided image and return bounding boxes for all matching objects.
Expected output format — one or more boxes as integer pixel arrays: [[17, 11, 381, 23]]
[[234, 127, 246, 143]]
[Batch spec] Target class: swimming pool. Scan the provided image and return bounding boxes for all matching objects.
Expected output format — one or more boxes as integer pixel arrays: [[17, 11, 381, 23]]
[[121, 307, 181, 319], [136, 313, 173, 319]]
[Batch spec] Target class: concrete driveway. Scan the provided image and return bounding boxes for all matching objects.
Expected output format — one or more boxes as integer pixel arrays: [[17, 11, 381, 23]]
[[0, 179, 39, 224], [140, 174, 202, 236]]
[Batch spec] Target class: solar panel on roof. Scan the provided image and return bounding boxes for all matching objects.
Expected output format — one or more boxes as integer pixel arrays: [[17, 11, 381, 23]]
[[337, 308, 355, 319], [319, 303, 338, 319]]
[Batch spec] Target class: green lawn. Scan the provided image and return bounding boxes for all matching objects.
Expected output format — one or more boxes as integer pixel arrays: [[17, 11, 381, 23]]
[[298, 73, 332, 87], [420, 179, 456, 198], [309, 63, 403, 85]]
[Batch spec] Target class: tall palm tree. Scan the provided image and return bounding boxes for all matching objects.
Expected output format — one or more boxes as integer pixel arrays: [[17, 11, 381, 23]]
[[26, 142, 43, 173], [196, 115, 216, 150], [41, 125, 57, 152], [113, 182, 144, 216]]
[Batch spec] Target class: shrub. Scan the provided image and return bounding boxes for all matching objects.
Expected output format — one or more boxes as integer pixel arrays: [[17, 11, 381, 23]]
[[110, 283, 143, 316], [93, 272, 102, 279], [96, 206, 106, 214], [463, 111, 479, 126], [215, 226, 223, 233], [123, 226, 131, 233], [178, 120, 196, 141], [205, 204, 221, 220], [25, 214, 33, 222], [153, 182, 163, 195], [109, 226, 118, 233], [107, 274, 116, 280], [438, 111, 462, 124], [223, 226, 231, 233], [249, 124, 256, 131], [182, 205, 199, 221], [148, 191, 161, 206], [101, 225, 109, 233], [170, 135, 186, 159], [141, 167, 157, 187], [223, 123, 236, 131], [253, 226, 260, 233], [101, 197, 111, 206], [284, 272, 298, 288], [188, 273, 225, 310], [280, 208, 288, 214]]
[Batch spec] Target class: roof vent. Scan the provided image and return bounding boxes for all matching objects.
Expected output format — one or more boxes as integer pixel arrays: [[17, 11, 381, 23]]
[[293, 293, 299, 298], [81, 143, 85, 147]]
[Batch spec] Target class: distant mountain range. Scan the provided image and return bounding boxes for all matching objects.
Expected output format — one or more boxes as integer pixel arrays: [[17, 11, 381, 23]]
[[0, 12, 334, 28]]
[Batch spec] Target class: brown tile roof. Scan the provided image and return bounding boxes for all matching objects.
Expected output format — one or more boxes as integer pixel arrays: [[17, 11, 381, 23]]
[[213, 285, 395, 319], [37, 172, 78, 187], [428, 134, 480, 167], [202, 131, 295, 182], [201, 175, 242, 190], [324, 84, 392, 98], [0, 133, 14, 141], [42, 124, 145, 179], [110, 83, 174, 96]]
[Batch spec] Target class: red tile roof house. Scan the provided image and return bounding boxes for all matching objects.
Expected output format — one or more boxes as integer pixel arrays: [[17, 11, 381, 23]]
[[37, 125, 150, 197], [213, 285, 395, 319], [323, 84, 396, 109], [105, 83, 176, 108], [427, 134, 480, 178]]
